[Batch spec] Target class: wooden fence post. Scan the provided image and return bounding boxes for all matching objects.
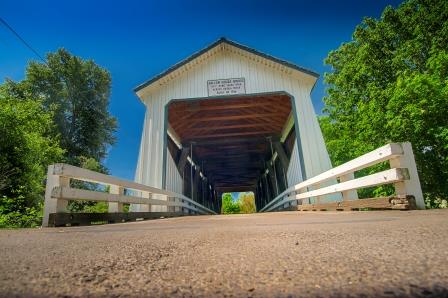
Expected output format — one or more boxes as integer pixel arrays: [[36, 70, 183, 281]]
[[42, 165, 69, 227], [389, 142, 425, 209], [339, 173, 359, 201], [108, 185, 124, 212], [139, 191, 152, 212], [174, 197, 182, 213]]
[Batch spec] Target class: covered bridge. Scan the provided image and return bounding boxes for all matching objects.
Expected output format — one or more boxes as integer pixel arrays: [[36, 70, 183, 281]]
[[131, 38, 333, 213]]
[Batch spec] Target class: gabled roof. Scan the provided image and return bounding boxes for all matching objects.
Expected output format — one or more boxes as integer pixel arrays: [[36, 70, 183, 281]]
[[134, 37, 319, 93]]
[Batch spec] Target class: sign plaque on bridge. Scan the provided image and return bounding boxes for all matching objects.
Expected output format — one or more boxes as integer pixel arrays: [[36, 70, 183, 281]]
[[207, 78, 246, 96]]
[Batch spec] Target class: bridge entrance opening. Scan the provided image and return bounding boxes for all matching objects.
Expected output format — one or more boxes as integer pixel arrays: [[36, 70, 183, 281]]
[[165, 92, 298, 213], [221, 192, 256, 214]]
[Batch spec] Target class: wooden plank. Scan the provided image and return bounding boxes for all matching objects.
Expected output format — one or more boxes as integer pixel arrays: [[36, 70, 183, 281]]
[[51, 164, 217, 215], [48, 212, 186, 227], [108, 185, 124, 212], [260, 143, 404, 212], [53, 163, 185, 198], [186, 123, 282, 133], [42, 165, 70, 227], [51, 187, 209, 215], [188, 113, 283, 122], [389, 142, 425, 209], [273, 141, 289, 170], [170, 101, 290, 127], [297, 195, 416, 211], [266, 162, 279, 197], [185, 136, 278, 147], [167, 124, 182, 149], [183, 130, 275, 141], [216, 186, 255, 192], [192, 167, 201, 202], [266, 168, 408, 211], [170, 98, 289, 114], [176, 147, 190, 174], [280, 113, 294, 142]]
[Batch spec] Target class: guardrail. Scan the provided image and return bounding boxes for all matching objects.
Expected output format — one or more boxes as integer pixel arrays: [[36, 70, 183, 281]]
[[260, 142, 424, 212], [42, 163, 217, 227]]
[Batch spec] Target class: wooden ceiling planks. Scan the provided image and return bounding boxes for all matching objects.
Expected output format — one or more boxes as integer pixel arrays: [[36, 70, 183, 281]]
[[168, 94, 292, 193]]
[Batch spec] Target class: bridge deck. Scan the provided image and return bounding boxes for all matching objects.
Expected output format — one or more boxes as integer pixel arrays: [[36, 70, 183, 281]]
[[1, 210, 447, 297]]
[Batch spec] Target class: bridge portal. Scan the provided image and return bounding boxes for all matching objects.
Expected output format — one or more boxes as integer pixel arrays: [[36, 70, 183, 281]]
[[131, 38, 333, 213]]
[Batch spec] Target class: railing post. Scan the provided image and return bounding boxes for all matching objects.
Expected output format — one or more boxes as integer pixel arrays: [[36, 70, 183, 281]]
[[108, 185, 124, 212], [182, 199, 188, 214], [140, 191, 152, 212], [174, 197, 182, 213], [339, 173, 358, 201], [42, 165, 69, 227], [389, 142, 425, 209], [167, 197, 179, 213]]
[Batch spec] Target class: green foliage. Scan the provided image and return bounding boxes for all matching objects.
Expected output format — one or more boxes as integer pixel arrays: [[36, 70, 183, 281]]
[[321, 0, 448, 203], [221, 193, 240, 214], [82, 202, 109, 213], [68, 156, 110, 212], [221, 192, 256, 214], [238, 192, 256, 213], [425, 195, 448, 209], [0, 196, 42, 228], [20, 48, 117, 165], [1, 48, 117, 227], [0, 87, 64, 227]]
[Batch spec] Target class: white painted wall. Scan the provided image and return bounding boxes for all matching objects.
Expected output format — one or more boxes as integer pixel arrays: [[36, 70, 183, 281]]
[[166, 150, 182, 194], [133, 44, 334, 210], [286, 143, 303, 186]]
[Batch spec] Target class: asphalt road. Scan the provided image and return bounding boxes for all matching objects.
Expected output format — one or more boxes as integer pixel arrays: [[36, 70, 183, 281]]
[[1, 210, 448, 297]]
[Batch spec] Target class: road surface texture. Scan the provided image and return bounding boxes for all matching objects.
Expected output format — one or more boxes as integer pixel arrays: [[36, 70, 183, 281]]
[[1, 210, 448, 298]]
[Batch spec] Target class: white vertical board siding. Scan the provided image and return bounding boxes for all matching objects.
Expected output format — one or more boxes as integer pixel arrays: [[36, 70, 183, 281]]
[[134, 48, 333, 204], [287, 143, 303, 186], [166, 152, 182, 194]]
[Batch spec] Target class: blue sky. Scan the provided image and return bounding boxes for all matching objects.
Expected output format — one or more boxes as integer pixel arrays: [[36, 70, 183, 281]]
[[1, 0, 402, 180]]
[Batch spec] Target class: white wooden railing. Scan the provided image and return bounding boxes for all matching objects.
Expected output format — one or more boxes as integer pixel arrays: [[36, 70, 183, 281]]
[[260, 142, 424, 212], [42, 163, 217, 227]]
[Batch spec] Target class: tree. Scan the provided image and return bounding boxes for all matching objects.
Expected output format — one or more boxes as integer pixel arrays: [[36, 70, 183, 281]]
[[238, 192, 256, 213], [0, 49, 118, 227], [221, 193, 240, 214], [21, 49, 117, 165], [322, 0, 448, 206], [0, 85, 64, 227]]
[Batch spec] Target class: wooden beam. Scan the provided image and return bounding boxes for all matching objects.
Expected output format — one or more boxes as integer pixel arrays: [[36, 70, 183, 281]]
[[197, 150, 266, 158], [192, 166, 201, 202], [167, 124, 182, 149], [170, 100, 290, 122], [280, 113, 294, 142], [273, 142, 290, 170], [182, 136, 279, 147], [266, 162, 279, 197], [297, 195, 416, 211], [48, 212, 185, 227], [176, 147, 190, 175], [183, 131, 276, 141], [186, 112, 285, 123], [187, 137, 270, 146], [186, 122, 282, 133], [202, 154, 264, 162], [172, 101, 274, 114], [216, 186, 255, 192]]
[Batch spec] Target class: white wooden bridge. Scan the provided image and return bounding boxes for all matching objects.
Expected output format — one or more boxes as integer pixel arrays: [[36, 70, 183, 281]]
[[42, 38, 425, 227]]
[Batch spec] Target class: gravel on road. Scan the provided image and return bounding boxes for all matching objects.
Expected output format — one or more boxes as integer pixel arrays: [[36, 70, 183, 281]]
[[1, 210, 447, 297]]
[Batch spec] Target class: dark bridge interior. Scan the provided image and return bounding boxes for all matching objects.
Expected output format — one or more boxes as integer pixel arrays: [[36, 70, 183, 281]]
[[166, 93, 296, 212]]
